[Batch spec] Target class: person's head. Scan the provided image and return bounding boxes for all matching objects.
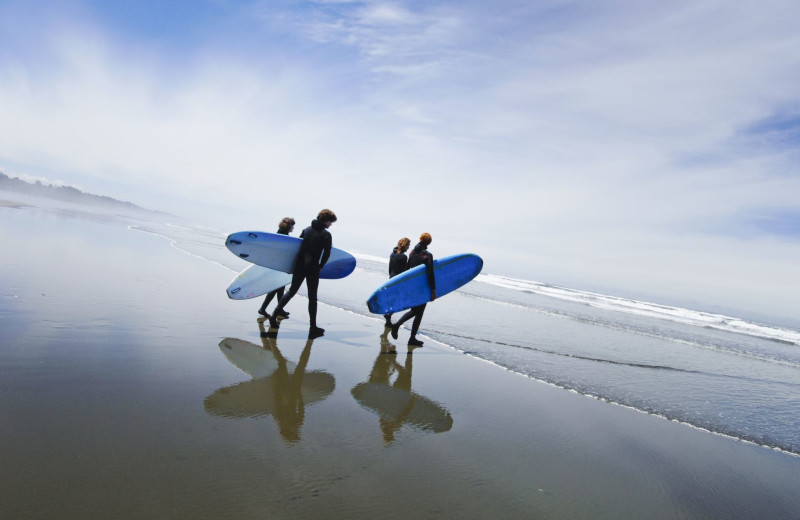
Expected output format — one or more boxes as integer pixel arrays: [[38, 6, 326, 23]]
[[317, 209, 337, 229], [397, 237, 411, 252], [279, 217, 296, 233], [419, 233, 432, 246]]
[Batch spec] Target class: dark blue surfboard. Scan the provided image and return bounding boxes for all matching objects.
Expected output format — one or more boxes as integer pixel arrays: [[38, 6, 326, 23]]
[[366, 253, 483, 314], [225, 231, 356, 279]]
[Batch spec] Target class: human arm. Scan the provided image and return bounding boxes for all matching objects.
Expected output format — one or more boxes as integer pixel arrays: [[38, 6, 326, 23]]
[[425, 254, 436, 301], [318, 233, 332, 270]]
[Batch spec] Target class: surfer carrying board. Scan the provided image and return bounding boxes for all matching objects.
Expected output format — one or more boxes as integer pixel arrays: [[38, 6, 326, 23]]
[[269, 209, 337, 339], [390, 233, 436, 347], [258, 217, 296, 319], [384, 237, 411, 327]]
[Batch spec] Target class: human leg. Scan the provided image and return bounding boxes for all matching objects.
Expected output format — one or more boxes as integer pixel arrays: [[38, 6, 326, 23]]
[[272, 286, 290, 318], [258, 293, 271, 317], [408, 304, 426, 346], [270, 271, 304, 328], [258, 288, 279, 317], [390, 307, 417, 340], [306, 270, 323, 337]]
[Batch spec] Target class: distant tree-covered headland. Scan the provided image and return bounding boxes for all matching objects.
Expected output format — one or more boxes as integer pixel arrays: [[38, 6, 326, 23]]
[[0, 171, 151, 213]]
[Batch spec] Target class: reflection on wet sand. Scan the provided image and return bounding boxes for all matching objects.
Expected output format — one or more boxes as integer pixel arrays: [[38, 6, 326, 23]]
[[351, 330, 453, 444], [204, 321, 335, 443]]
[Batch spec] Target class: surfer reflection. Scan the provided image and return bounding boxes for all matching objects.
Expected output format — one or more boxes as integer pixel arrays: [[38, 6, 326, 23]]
[[204, 322, 335, 444], [351, 330, 453, 445]]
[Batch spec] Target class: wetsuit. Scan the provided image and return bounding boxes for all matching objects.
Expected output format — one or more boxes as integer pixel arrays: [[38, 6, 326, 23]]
[[392, 242, 435, 342], [384, 247, 409, 323], [271, 219, 332, 330], [389, 247, 409, 278], [259, 226, 291, 316]]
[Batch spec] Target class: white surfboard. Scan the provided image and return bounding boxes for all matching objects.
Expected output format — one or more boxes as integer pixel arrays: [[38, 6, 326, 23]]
[[218, 338, 280, 378], [226, 264, 292, 300]]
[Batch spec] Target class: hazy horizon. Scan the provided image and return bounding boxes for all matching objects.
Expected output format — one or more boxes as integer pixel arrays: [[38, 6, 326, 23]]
[[2, 0, 799, 324]]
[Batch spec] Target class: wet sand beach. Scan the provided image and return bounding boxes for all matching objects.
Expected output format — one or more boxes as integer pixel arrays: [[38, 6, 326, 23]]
[[2, 198, 800, 519]]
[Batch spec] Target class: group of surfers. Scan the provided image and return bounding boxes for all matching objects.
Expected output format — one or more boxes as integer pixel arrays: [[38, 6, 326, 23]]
[[259, 209, 435, 346]]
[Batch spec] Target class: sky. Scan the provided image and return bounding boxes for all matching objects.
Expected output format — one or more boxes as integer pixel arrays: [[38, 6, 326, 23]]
[[1, 0, 799, 324]]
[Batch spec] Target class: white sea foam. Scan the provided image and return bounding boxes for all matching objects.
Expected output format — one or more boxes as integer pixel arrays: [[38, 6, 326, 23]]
[[429, 332, 800, 457], [351, 251, 389, 264], [128, 225, 236, 272], [477, 273, 800, 346]]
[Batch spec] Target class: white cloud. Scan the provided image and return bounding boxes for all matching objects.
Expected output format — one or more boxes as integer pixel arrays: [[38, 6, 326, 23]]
[[357, 2, 417, 25], [2, 0, 800, 321]]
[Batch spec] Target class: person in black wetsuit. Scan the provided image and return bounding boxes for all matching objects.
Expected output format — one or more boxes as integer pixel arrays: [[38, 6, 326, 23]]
[[269, 209, 337, 339], [390, 233, 436, 347], [258, 217, 296, 319], [383, 237, 410, 327]]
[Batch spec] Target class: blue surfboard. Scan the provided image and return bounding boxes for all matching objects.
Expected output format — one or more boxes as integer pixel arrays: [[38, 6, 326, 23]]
[[226, 231, 356, 279], [366, 253, 483, 314]]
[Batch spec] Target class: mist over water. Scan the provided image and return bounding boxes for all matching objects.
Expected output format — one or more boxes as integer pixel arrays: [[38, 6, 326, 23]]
[[129, 216, 800, 456]]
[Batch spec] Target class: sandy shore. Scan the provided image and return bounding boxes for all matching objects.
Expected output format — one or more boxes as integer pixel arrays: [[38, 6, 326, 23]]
[[0, 198, 31, 209], [2, 203, 800, 519]]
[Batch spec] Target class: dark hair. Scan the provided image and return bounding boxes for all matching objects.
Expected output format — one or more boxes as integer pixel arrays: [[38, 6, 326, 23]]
[[278, 217, 295, 232], [317, 209, 337, 223]]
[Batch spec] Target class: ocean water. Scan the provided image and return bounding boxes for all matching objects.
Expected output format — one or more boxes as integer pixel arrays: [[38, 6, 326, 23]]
[[126, 213, 800, 457], [4, 192, 798, 458]]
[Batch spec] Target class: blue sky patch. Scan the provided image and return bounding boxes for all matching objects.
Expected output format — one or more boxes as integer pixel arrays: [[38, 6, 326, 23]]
[[743, 112, 800, 148], [744, 210, 800, 239]]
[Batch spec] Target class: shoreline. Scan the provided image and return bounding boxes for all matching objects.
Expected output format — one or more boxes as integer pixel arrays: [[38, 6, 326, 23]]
[[2, 200, 800, 519], [435, 334, 800, 457]]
